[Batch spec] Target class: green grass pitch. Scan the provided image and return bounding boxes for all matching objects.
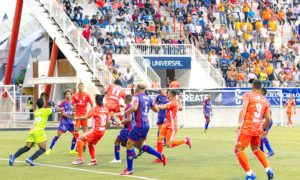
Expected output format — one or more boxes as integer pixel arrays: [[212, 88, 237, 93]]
[[0, 127, 299, 180]]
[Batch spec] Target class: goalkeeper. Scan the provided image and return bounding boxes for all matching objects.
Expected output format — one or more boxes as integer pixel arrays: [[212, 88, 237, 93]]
[[9, 98, 57, 166]]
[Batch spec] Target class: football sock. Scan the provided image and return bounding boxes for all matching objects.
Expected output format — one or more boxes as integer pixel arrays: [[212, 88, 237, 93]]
[[14, 146, 30, 158], [142, 145, 161, 159], [236, 151, 251, 172], [157, 140, 163, 153], [157, 131, 160, 137], [260, 140, 264, 152], [70, 137, 76, 150], [77, 140, 83, 159], [262, 138, 273, 153], [84, 140, 87, 147], [253, 149, 269, 168], [126, 149, 135, 171], [164, 138, 166, 144], [74, 132, 79, 139], [171, 139, 186, 147], [49, 136, 59, 150], [115, 145, 121, 160], [88, 144, 95, 160], [30, 147, 46, 160], [205, 121, 210, 130]]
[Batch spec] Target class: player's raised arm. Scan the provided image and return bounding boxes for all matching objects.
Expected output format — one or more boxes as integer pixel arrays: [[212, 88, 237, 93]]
[[121, 111, 132, 125], [237, 95, 249, 132], [124, 99, 138, 115]]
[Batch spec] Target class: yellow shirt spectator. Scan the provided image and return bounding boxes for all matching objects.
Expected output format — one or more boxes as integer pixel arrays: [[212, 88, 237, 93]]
[[242, 3, 249, 12], [218, 3, 225, 12], [269, 20, 276, 31], [246, 23, 252, 31], [151, 37, 159, 44], [278, 11, 285, 19], [254, 66, 261, 75], [235, 21, 241, 31], [266, 66, 274, 74], [260, 71, 268, 81], [255, 21, 263, 30], [244, 33, 251, 41]]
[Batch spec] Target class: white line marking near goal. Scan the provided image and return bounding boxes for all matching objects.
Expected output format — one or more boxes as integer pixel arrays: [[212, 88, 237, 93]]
[[0, 158, 157, 180]]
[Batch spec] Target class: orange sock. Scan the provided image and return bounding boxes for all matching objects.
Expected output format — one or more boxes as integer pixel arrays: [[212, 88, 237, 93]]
[[88, 144, 95, 160], [119, 115, 124, 122], [84, 141, 87, 147], [157, 140, 163, 153], [77, 140, 83, 159], [236, 151, 251, 172], [253, 149, 269, 168], [74, 132, 79, 139], [171, 139, 185, 147]]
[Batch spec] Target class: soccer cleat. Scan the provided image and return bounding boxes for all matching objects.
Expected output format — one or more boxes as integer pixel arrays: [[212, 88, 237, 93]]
[[134, 149, 144, 159], [267, 169, 274, 180], [204, 130, 208, 133], [46, 149, 52, 155], [83, 146, 86, 152], [152, 158, 162, 163], [69, 150, 78, 154], [120, 169, 133, 175], [266, 151, 275, 158], [26, 158, 36, 166], [87, 160, 98, 165], [110, 159, 121, 163], [72, 159, 84, 165], [245, 173, 256, 180], [186, 137, 192, 149], [161, 154, 167, 166], [9, 154, 15, 166]]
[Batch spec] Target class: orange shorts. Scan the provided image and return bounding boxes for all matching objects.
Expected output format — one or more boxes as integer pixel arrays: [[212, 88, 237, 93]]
[[159, 125, 178, 142], [82, 130, 105, 145], [75, 120, 88, 127], [105, 103, 120, 113], [235, 133, 261, 148], [287, 111, 293, 118]]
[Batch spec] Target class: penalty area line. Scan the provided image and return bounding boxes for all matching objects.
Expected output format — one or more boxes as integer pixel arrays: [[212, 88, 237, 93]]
[[0, 158, 158, 180]]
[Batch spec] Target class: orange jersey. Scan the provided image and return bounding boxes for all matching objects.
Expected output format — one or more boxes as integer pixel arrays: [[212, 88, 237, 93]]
[[72, 92, 93, 116], [241, 91, 269, 136], [286, 99, 295, 113], [106, 84, 126, 105], [87, 106, 109, 132], [165, 99, 182, 129]]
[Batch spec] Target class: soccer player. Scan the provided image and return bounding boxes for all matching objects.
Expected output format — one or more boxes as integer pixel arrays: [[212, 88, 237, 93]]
[[105, 79, 126, 122], [153, 90, 192, 163], [203, 94, 213, 132], [120, 84, 166, 175], [72, 94, 110, 165], [72, 82, 93, 151], [260, 88, 274, 158], [155, 88, 168, 142], [110, 94, 135, 163], [46, 89, 77, 155], [282, 94, 296, 128], [235, 80, 273, 180], [9, 98, 56, 166]]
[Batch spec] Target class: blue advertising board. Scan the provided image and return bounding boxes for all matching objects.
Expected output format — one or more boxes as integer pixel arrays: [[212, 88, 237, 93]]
[[143, 56, 191, 69]]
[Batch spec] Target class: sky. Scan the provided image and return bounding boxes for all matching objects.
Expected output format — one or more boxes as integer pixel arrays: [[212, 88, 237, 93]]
[[0, 0, 29, 21]]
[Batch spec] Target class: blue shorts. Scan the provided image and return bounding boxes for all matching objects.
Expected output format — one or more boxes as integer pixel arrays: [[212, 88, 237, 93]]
[[128, 126, 149, 143], [157, 116, 166, 125], [265, 120, 273, 134], [205, 115, 210, 120], [117, 129, 130, 145], [58, 122, 75, 133]]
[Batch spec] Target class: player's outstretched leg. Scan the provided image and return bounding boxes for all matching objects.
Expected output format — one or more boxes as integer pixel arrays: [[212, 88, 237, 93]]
[[252, 147, 273, 180], [235, 147, 256, 180], [262, 138, 274, 157], [26, 141, 46, 166], [204, 120, 210, 132], [87, 143, 97, 165], [47, 133, 61, 155], [70, 136, 77, 154], [111, 139, 121, 163], [72, 138, 84, 165], [9, 143, 32, 166]]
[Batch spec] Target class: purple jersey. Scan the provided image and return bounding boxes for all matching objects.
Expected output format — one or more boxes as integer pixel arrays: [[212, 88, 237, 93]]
[[133, 93, 155, 128], [203, 99, 211, 116], [60, 101, 73, 124], [124, 104, 135, 131], [155, 94, 169, 118]]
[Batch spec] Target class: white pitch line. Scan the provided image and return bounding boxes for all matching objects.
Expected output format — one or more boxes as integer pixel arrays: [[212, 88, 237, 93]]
[[0, 158, 157, 180]]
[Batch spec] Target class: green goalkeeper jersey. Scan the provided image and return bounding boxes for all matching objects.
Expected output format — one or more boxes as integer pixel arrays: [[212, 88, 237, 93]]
[[32, 108, 55, 131]]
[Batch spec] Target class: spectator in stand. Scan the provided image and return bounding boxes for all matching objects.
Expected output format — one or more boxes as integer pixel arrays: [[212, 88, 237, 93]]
[[248, 69, 257, 84], [151, 78, 161, 89], [218, 1, 226, 24], [124, 68, 134, 86], [286, 9, 297, 25], [262, 7, 272, 28], [150, 34, 159, 54], [208, 50, 218, 68], [82, 15, 90, 27], [104, 34, 114, 53], [105, 21, 114, 35], [242, 1, 250, 22], [82, 26, 91, 40], [237, 69, 246, 87], [169, 78, 180, 88], [227, 75, 237, 87], [97, 0, 106, 15], [277, 7, 285, 25], [63, 0, 72, 17], [113, 34, 123, 54], [89, 34, 97, 47]]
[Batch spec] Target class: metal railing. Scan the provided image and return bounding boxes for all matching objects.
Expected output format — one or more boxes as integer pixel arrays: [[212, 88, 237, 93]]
[[133, 44, 193, 56], [40, 0, 114, 87], [193, 47, 226, 87], [130, 45, 161, 86]]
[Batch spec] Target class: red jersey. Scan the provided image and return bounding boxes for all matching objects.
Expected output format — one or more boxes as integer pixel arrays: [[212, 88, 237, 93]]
[[241, 91, 269, 136], [106, 84, 126, 105], [169, 81, 180, 88], [87, 106, 109, 132], [286, 99, 295, 113], [165, 99, 182, 129], [72, 92, 93, 117]]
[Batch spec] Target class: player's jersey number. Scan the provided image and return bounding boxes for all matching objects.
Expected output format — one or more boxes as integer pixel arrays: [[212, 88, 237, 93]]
[[112, 87, 121, 96], [34, 117, 42, 124], [253, 103, 262, 123]]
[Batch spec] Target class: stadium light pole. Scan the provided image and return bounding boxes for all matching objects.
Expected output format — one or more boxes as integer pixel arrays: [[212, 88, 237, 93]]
[[3, 0, 23, 86], [44, 38, 58, 105]]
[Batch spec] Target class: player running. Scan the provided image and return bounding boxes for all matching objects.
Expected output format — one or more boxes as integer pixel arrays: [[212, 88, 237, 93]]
[[120, 84, 166, 175], [9, 98, 56, 166], [155, 88, 168, 142], [72, 82, 93, 152], [72, 94, 110, 165], [260, 88, 274, 158], [282, 94, 296, 128], [153, 90, 192, 163], [46, 89, 77, 155], [110, 94, 135, 163], [105, 79, 126, 122], [203, 94, 213, 132], [235, 80, 273, 180]]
